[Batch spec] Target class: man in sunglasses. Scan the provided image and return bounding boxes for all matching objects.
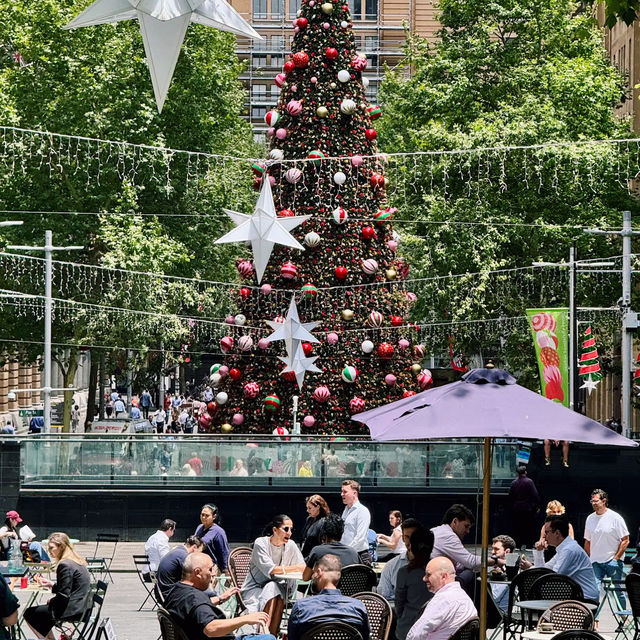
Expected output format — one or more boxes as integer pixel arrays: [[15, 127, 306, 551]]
[[340, 480, 372, 565]]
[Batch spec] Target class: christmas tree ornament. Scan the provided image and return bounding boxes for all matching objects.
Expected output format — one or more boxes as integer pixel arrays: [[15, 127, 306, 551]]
[[374, 208, 393, 223], [377, 342, 394, 359], [341, 309, 354, 321], [370, 173, 385, 188], [260, 283, 272, 295], [281, 370, 297, 382], [367, 311, 384, 327], [578, 325, 602, 395], [414, 344, 426, 358], [278, 208, 295, 217], [234, 314, 246, 326], [323, 22, 330, 28], [278, 342, 322, 390], [321, 2, 334, 13], [275, 73, 286, 87], [333, 171, 347, 185], [276, 128, 288, 140], [367, 105, 382, 119], [385, 268, 397, 280], [226, 314, 235, 324], [418, 369, 433, 390], [293, 51, 310, 67], [266, 295, 320, 357], [220, 336, 234, 352], [327, 332, 339, 344], [264, 395, 281, 412], [237, 335, 254, 351], [361, 340, 374, 353], [317, 106, 329, 118], [349, 397, 365, 414], [269, 148, 284, 161], [341, 20, 348, 27], [210, 372, 221, 386], [252, 161, 267, 176], [351, 55, 367, 71], [325, 47, 339, 59], [232, 413, 244, 425], [351, 154, 363, 166], [398, 338, 410, 350], [301, 283, 318, 299], [229, 368, 243, 381], [313, 386, 331, 402], [303, 415, 316, 427], [337, 69, 351, 83], [215, 178, 310, 283], [385, 374, 397, 386], [391, 315, 403, 326], [221, 423, 233, 433], [335, 266, 348, 279], [332, 207, 348, 224], [341, 365, 358, 382], [258, 338, 270, 349], [410, 363, 422, 375], [273, 315, 286, 324], [361, 258, 379, 275], [286, 100, 303, 115], [340, 99, 357, 114], [307, 150, 326, 164], [297, 16, 308, 27], [362, 76, 370, 88], [219, 366, 229, 377], [387, 240, 398, 251], [216, 391, 229, 405], [239, 287, 251, 299], [311, 76, 318, 83], [365, 128, 377, 141], [281, 261, 298, 279], [403, 390, 417, 398], [207, 401, 218, 414], [285, 167, 303, 182], [244, 382, 260, 398], [302, 342, 314, 355], [284, 60, 295, 73], [330, 82, 337, 89], [210, 363, 222, 375], [237, 260, 254, 277], [304, 231, 321, 247], [362, 226, 377, 240], [199, 414, 213, 429], [65, 0, 261, 113]]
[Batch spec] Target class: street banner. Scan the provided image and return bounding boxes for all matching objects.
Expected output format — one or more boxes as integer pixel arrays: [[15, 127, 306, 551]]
[[526, 308, 569, 406]]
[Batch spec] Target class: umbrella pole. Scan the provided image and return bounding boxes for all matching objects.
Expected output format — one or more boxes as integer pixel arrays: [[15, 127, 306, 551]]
[[480, 437, 492, 640]]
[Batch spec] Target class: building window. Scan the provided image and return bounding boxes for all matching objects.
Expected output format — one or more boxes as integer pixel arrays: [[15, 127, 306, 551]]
[[350, 0, 362, 18], [271, 54, 284, 67], [252, 107, 268, 120], [271, 0, 284, 18], [289, 0, 301, 18], [253, 55, 268, 67], [253, 84, 267, 98], [272, 35, 285, 51], [364, 35, 378, 52], [365, 0, 377, 19], [253, 0, 268, 18]]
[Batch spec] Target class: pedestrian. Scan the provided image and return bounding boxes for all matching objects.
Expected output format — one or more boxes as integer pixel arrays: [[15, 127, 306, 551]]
[[154, 409, 166, 433], [71, 405, 80, 432], [508, 465, 539, 547], [340, 479, 372, 565], [140, 389, 152, 420]]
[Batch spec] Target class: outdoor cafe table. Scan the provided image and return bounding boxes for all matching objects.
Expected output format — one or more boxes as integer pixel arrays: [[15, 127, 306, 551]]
[[516, 600, 598, 631], [13, 582, 51, 640], [521, 631, 564, 640], [277, 571, 312, 617], [0, 565, 28, 578]]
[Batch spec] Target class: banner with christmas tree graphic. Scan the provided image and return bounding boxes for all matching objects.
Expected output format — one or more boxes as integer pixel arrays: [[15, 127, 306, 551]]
[[526, 308, 569, 406], [578, 325, 602, 394]]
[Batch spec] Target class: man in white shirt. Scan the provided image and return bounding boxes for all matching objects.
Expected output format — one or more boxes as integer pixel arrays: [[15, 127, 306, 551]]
[[340, 479, 372, 564], [407, 556, 477, 640], [584, 488, 629, 606], [489, 535, 516, 611], [144, 518, 176, 580]]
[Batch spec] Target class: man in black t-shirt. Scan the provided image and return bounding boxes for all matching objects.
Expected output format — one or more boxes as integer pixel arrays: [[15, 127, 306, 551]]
[[157, 536, 204, 598], [302, 514, 360, 581], [164, 552, 275, 640]]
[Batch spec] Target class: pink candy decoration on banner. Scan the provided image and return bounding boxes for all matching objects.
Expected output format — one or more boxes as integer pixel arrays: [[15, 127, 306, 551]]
[[531, 312, 557, 333], [398, 339, 410, 350], [220, 336, 234, 352], [232, 413, 244, 425], [303, 415, 316, 427], [385, 374, 397, 386], [327, 332, 339, 344], [258, 338, 270, 350]]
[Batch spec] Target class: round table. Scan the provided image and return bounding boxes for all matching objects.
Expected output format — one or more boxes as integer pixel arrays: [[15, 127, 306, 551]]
[[517, 600, 598, 612]]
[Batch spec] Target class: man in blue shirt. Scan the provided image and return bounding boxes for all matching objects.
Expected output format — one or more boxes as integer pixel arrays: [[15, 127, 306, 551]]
[[524, 515, 599, 603], [288, 554, 369, 640]]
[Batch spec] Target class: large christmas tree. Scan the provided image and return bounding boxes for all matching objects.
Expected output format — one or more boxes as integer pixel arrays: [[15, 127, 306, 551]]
[[208, 0, 429, 434]]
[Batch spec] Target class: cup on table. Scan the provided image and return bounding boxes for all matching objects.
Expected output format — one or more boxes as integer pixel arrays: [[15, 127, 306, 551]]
[[20, 575, 28, 589]]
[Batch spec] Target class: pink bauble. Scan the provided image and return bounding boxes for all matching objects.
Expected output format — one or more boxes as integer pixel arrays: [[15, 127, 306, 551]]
[[323, 22, 330, 28], [414, 344, 426, 358], [220, 336, 233, 352], [268, 176, 276, 186], [312, 386, 331, 402], [291, 85, 298, 92], [286, 100, 303, 116], [387, 240, 398, 251], [219, 366, 229, 377], [294, 26, 299, 33], [285, 167, 303, 183], [267, 127, 275, 137], [275, 128, 287, 140], [258, 338, 270, 350], [225, 315, 235, 325], [275, 73, 286, 87], [309, 0, 315, 4], [385, 374, 397, 386], [244, 382, 260, 399], [237, 260, 254, 277], [398, 338, 410, 350], [327, 332, 339, 345], [232, 413, 244, 425], [349, 397, 366, 414], [261, 283, 272, 295], [418, 369, 433, 390], [273, 315, 286, 324], [311, 76, 318, 83], [237, 335, 254, 351], [303, 415, 316, 427], [351, 154, 363, 167], [281, 261, 297, 279], [405, 292, 418, 303]]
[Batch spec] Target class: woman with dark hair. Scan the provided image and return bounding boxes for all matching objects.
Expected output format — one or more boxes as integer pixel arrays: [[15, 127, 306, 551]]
[[377, 510, 407, 560], [0, 511, 50, 562], [241, 514, 305, 636], [194, 503, 230, 573], [300, 495, 330, 557], [394, 528, 435, 640], [23, 532, 90, 640]]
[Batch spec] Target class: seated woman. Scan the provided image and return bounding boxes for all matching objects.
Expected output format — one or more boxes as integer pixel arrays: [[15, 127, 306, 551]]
[[241, 514, 305, 636], [0, 511, 50, 562], [377, 510, 407, 561], [24, 532, 91, 640], [536, 500, 574, 561]]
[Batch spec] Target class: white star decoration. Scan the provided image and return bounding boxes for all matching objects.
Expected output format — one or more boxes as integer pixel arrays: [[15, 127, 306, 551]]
[[215, 178, 310, 283], [64, 0, 262, 113], [279, 343, 322, 391], [580, 374, 600, 395], [266, 296, 320, 361]]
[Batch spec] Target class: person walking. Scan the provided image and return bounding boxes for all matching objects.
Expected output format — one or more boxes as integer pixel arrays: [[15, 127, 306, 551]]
[[340, 480, 372, 565], [508, 465, 539, 548], [140, 390, 152, 420]]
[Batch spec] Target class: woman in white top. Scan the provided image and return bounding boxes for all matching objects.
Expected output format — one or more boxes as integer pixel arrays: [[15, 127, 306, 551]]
[[0, 510, 50, 562], [241, 514, 304, 635], [377, 510, 407, 560]]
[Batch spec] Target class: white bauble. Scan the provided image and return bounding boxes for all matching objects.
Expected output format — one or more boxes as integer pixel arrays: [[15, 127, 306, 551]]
[[269, 149, 284, 161], [337, 69, 351, 83], [215, 392, 228, 405], [361, 340, 374, 354], [333, 171, 347, 185], [210, 373, 222, 386], [340, 99, 357, 114], [234, 314, 246, 326]]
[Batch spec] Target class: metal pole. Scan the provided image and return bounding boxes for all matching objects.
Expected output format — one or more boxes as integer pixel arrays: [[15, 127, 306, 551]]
[[479, 437, 492, 640], [622, 211, 632, 438], [126, 349, 133, 414], [569, 246, 576, 410], [159, 340, 165, 414], [43, 230, 53, 433]]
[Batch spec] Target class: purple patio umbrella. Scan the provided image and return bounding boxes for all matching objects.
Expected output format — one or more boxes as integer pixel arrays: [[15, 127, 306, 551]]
[[352, 366, 637, 636]]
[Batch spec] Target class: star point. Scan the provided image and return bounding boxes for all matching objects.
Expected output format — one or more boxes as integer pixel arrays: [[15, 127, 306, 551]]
[[579, 374, 600, 395], [279, 343, 322, 391], [266, 296, 319, 357]]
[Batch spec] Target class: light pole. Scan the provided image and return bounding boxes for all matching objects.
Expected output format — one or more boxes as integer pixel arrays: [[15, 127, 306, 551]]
[[7, 230, 83, 432]]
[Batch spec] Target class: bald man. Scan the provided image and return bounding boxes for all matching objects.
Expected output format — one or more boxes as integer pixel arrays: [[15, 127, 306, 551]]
[[406, 557, 477, 640], [164, 552, 275, 640]]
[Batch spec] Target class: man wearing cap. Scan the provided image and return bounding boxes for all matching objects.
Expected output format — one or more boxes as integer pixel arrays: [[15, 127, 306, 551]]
[[0, 511, 50, 562]]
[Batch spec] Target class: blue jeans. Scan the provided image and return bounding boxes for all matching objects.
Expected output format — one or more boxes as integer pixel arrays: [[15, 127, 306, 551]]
[[237, 635, 275, 640], [592, 559, 625, 607]]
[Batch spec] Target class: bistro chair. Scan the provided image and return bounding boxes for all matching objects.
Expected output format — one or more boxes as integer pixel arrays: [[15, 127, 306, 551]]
[[627, 572, 640, 640], [448, 617, 480, 640], [300, 621, 364, 640], [536, 600, 594, 632], [133, 554, 157, 611], [55, 580, 108, 640], [338, 564, 377, 596], [552, 631, 606, 640], [503, 567, 554, 640], [157, 607, 190, 640], [228, 546, 252, 614], [86, 534, 119, 583], [352, 592, 392, 640], [529, 574, 585, 602]]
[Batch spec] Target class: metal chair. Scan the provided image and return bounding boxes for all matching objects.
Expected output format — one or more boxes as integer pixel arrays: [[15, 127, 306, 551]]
[[56, 580, 108, 640], [352, 592, 392, 640], [529, 574, 585, 602], [86, 534, 119, 583], [228, 546, 252, 614], [338, 564, 377, 597], [552, 631, 606, 640], [627, 572, 640, 640], [299, 621, 364, 640], [536, 600, 594, 631], [133, 554, 157, 611], [157, 607, 190, 640], [503, 567, 554, 640], [448, 617, 480, 640]]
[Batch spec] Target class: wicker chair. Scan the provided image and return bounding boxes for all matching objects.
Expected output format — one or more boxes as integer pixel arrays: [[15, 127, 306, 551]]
[[536, 600, 594, 632], [503, 568, 554, 640], [352, 591, 392, 640], [338, 564, 377, 597], [529, 574, 585, 602], [157, 608, 190, 640], [448, 617, 480, 640], [551, 630, 606, 640], [228, 546, 253, 614], [300, 621, 364, 640], [627, 572, 640, 640]]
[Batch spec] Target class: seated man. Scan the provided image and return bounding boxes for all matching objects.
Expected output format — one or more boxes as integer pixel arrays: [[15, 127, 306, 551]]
[[521, 515, 599, 603], [164, 552, 274, 640], [302, 514, 360, 581], [158, 536, 203, 598], [288, 554, 369, 640], [144, 518, 176, 580], [377, 518, 422, 603], [1, 576, 19, 640], [490, 535, 516, 611], [407, 557, 477, 640]]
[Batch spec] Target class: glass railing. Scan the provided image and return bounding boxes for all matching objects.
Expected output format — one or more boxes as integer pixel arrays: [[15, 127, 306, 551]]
[[19, 436, 519, 490]]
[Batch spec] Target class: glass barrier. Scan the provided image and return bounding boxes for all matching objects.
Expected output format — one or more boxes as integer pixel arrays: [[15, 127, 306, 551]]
[[19, 436, 519, 489]]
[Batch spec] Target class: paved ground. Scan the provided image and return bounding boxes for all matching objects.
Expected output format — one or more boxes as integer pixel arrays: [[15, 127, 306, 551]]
[[13, 542, 623, 640]]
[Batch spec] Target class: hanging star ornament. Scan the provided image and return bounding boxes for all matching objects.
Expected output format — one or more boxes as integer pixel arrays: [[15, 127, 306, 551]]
[[279, 343, 322, 391], [579, 374, 600, 395], [266, 295, 320, 358], [64, 0, 262, 113], [215, 178, 310, 283]]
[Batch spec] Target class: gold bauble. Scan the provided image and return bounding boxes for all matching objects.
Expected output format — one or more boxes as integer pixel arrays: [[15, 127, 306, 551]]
[[321, 2, 334, 13], [384, 177, 390, 187], [221, 423, 233, 433], [317, 106, 329, 118], [342, 309, 355, 321], [330, 82, 337, 89], [411, 363, 422, 375], [386, 268, 397, 280]]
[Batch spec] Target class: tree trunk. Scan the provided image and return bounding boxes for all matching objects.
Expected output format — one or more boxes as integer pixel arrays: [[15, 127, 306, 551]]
[[85, 349, 98, 430]]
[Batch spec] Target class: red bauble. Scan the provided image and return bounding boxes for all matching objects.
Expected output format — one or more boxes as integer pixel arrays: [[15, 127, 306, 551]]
[[240, 287, 251, 299], [229, 368, 242, 381], [370, 173, 385, 188], [281, 261, 297, 279], [293, 51, 309, 68], [281, 370, 297, 382], [284, 60, 295, 74], [335, 266, 348, 280], [297, 16, 308, 27], [278, 208, 295, 217], [390, 315, 403, 326], [199, 413, 213, 429], [377, 342, 395, 359], [362, 226, 377, 240], [206, 401, 217, 414], [302, 342, 313, 356], [403, 390, 417, 398], [365, 128, 377, 141], [325, 47, 339, 60], [251, 162, 267, 176]]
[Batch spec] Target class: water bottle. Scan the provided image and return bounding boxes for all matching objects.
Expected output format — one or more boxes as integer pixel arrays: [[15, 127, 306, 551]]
[[8, 540, 23, 570]]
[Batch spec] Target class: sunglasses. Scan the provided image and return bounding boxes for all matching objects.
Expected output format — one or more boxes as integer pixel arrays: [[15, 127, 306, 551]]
[[280, 526, 293, 533]]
